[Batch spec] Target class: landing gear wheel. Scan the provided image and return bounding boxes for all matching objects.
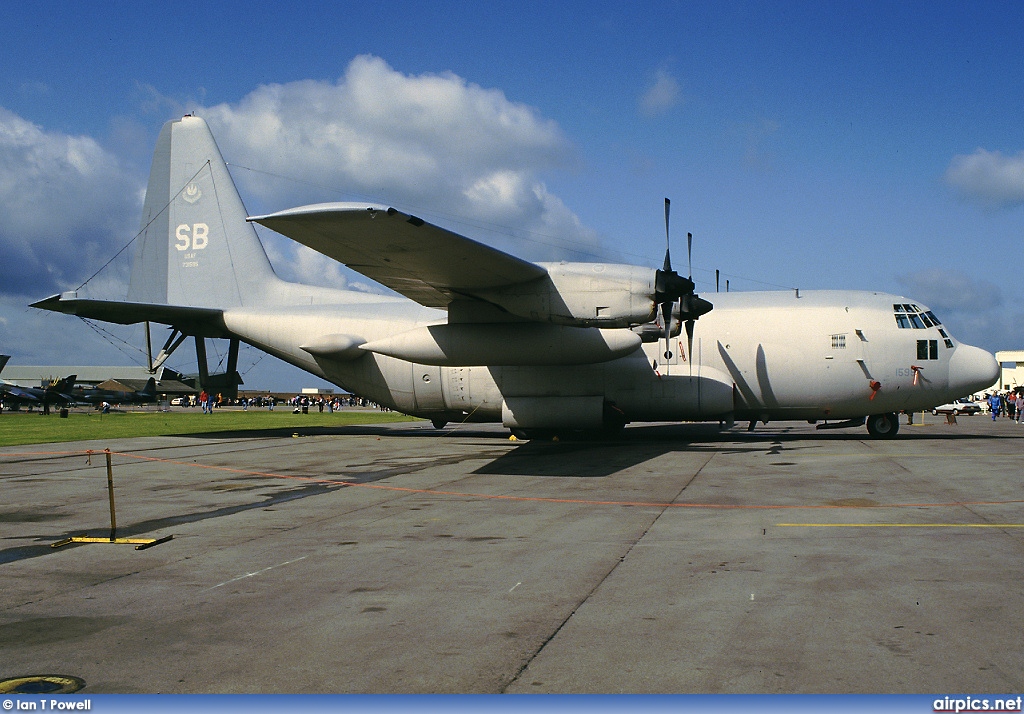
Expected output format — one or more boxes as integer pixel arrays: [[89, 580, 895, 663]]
[[430, 418, 448, 430], [602, 402, 628, 437], [866, 412, 900, 439]]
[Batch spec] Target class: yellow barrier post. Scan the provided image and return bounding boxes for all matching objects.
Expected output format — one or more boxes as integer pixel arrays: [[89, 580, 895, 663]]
[[106, 449, 117, 540], [52, 449, 172, 550]]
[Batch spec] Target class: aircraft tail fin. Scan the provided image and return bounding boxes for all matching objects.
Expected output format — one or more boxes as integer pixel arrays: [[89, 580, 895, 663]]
[[50, 375, 77, 393], [0, 355, 9, 376], [128, 115, 279, 309], [140, 377, 156, 397]]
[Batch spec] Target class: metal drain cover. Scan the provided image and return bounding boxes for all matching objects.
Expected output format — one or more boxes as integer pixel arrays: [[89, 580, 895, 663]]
[[0, 675, 85, 694]]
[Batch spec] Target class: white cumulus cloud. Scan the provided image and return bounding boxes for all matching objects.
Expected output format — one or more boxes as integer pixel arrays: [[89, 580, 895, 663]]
[[897, 268, 1003, 314], [1, 56, 613, 372], [0, 108, 140, 297], [895, 268, 1010, 351], [945, 148, 1024, 209], [639, 69, 681, 118], [197, 55, 599, 263]]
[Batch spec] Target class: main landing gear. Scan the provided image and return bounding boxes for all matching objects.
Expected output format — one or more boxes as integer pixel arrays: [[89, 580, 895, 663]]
[[865, 412, 900, 439]]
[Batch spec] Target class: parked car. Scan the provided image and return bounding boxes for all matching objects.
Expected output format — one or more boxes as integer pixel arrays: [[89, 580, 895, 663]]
[[170, 397, 186, 406], [931, 398, 981, 416]]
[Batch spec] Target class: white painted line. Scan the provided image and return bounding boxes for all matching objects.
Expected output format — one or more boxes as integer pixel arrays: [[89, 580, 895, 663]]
[[208, 556, 308, 590]]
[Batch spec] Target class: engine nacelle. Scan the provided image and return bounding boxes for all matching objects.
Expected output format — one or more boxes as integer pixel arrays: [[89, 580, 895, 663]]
[[473, 263, 657, 328]]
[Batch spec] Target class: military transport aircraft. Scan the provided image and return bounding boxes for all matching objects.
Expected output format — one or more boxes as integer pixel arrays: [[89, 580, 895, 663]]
[[32, 116, 999, 438]]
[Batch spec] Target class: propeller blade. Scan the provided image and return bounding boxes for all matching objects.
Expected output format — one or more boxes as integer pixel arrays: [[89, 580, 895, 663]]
[[664, 198, 671, 246], [661, 301, 674, 361], [663, 198, 672, 271], [685, 318, 695, 366], [687, 232, 693, 279]]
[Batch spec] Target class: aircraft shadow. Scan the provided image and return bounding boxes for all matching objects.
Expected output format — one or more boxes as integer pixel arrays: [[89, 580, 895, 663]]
[[473, 439, 679, 478], [168, 423, 479, 440]]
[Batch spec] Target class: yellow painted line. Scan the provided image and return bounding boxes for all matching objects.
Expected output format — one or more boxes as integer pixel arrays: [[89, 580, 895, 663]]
[[778, 523, 1024, 528]]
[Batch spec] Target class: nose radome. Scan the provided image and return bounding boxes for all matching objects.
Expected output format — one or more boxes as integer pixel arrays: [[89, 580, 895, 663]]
[[949, 344, 999, 395]]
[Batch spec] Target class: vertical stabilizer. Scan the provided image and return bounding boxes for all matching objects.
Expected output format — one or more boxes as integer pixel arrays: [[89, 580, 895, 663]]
[[128, 115, 277, 308]]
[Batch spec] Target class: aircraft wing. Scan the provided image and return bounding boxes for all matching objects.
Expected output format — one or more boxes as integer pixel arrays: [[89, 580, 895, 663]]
[[0, 383, 41, 402], [249, 203, 548, 308]]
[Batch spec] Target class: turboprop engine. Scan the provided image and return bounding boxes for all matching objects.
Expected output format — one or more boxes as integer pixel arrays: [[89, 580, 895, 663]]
[[471, 262, 659, 328]]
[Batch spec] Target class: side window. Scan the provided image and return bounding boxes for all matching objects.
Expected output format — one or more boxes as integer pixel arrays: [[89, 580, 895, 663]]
[[917, 339, 940, 360]]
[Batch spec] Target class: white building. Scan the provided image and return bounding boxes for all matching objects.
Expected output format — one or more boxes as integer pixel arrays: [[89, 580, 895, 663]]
[[995, 350, 1024, 390]]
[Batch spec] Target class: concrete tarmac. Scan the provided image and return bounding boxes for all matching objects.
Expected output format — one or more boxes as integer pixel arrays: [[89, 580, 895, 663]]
[[1, 414, 1023, 693]]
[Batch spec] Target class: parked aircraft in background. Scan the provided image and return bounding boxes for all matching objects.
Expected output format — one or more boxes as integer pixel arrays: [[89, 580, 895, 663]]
[[68, 377, 158, 406], [32, 116, 999, 438], [0, 361, 77, 413]]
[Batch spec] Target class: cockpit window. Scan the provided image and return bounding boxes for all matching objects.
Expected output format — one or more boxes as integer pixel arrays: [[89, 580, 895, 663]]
[[894, 304, 943, 330]]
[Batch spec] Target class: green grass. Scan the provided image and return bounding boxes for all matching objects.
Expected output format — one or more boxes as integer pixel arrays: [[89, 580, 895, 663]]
[[0, 407, 418, 447]]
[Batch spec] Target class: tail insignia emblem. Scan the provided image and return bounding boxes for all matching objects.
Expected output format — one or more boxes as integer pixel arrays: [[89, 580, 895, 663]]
[[182, 183, 202, 204]]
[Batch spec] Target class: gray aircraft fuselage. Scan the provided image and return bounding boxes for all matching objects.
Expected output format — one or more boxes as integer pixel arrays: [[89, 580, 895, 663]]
[[220, 287, 995, 428]]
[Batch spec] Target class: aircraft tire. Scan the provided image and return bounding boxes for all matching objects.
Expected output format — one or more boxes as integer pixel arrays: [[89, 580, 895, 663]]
[[431, 418, 448, 430], [866, 412, 900, 439]]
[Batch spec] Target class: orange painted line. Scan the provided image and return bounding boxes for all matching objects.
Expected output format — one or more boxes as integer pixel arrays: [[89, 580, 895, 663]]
[[4, 448, 1024, 512]]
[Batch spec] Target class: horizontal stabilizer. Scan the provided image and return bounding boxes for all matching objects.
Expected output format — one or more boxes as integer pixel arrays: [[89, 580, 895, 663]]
[[31, 294, 228, 337]]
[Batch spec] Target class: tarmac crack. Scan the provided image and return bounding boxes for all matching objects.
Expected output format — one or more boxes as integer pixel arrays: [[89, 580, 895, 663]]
[[500, 454, 717, 692]]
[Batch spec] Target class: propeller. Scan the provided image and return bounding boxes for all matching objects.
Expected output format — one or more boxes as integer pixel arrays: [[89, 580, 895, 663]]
[[653, 198, 713, 373]]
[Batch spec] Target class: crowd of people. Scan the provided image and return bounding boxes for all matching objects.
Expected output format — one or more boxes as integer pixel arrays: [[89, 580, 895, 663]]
[[982, 390, 1024, 423], [181, 391, 386, 413], [286, 394, 388, 413]]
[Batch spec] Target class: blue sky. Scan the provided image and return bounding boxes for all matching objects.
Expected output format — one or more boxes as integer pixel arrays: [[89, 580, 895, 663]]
[[1, 1, 1022, 390]]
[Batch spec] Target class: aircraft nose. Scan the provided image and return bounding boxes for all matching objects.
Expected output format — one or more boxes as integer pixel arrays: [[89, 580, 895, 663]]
[[949, 344, 999, 395]]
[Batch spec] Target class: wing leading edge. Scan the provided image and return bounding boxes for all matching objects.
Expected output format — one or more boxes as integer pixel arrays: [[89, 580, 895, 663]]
[[248, 203, 548, 309]]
